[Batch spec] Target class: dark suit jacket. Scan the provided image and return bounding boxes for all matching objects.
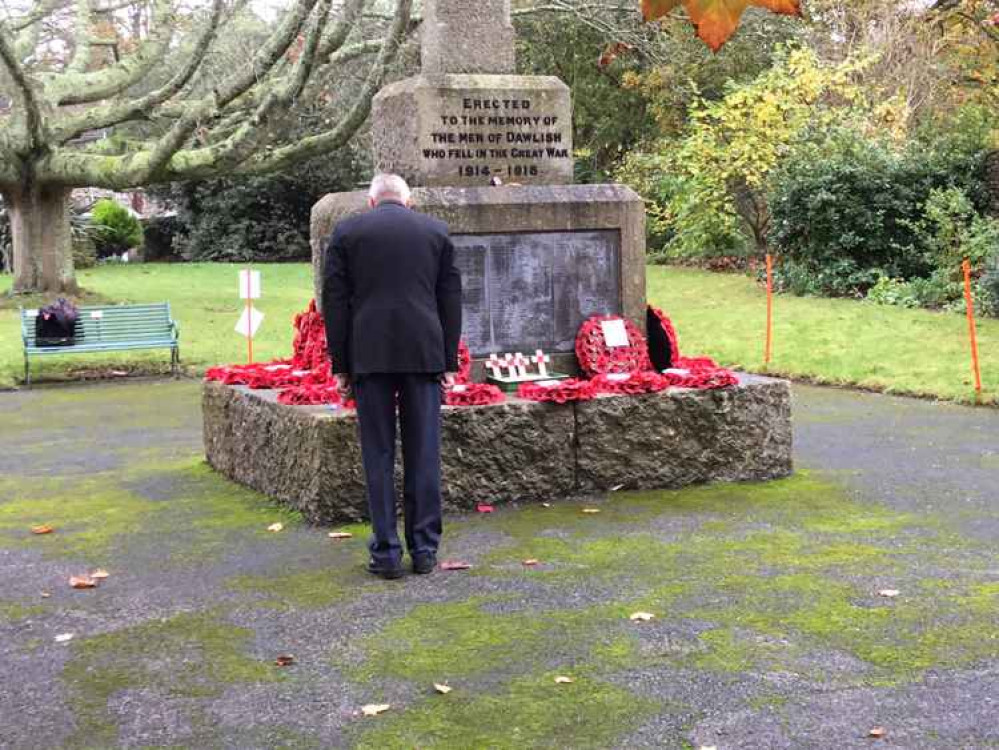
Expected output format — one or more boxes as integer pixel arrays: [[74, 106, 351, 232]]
[[322, 201, 463, 375]]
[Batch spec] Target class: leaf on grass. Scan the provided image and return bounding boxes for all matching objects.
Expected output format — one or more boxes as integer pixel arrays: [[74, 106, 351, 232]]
[[877, 589, 900, 598], [869, 727, 886, 739], [55, 633, 74, 643], [267, 522, 284, 532], [641, 0, 802, 52], [582, 508, 601, 514], [476, 504, 494, 514], [522, 559, 540, 567], [598, 41, 635, 68], [69, 575, 96, 589], [31, 525, 55, 535], [433, 683, 453, 694], [554, 675, 575, 684], [40, 591, 51, 599], [630, 611, 656, 622], [542, 502, 552, 508], [328, 532, 353, 540], [610, 484, 625, 492], [361, 704, 391, 717], [90, 569, 110, 580], [440, 560, 472, 571], [275, 654, 295, 667]]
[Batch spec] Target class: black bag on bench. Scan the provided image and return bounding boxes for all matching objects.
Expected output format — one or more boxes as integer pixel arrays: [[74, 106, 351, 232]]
[[35, 298, 79, 347]]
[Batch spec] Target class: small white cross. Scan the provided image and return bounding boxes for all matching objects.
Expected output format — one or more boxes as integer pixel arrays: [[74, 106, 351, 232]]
[[533, 349, 550, 378], [514, 352, 529, 378], [503, 353, 518, 379], [485, 354, 504, 379]]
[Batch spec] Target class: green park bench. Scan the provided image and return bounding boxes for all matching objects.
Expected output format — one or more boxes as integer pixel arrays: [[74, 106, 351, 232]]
[[20, 302, 180, 386]]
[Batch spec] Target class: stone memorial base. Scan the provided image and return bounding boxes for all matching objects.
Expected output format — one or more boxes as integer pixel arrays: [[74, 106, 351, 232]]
[[202, 374, 793, 524]]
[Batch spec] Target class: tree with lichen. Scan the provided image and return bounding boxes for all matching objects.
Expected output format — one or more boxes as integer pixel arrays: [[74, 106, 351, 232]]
[[0, 0, 412, 294]]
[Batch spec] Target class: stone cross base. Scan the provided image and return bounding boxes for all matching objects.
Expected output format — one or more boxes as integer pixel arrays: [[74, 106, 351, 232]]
[[371, 74, 573, 187], [202, 376, 793, 525]]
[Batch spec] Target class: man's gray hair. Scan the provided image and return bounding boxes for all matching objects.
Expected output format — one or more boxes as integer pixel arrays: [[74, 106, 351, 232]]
[[369, 173, 412, 205]]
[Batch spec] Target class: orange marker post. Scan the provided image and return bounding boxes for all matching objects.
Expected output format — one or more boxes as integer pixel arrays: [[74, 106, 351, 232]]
[[245, 267, 254, 365], [962, 260, 983, 400], [764, 254, 774, 367]]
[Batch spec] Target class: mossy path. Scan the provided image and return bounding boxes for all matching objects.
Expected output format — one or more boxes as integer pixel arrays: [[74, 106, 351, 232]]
[[1, 380, 997, 749]]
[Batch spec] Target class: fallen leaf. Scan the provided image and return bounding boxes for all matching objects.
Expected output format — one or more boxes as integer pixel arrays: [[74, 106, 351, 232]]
[[440, 560, 472, 571], [542, 502, 552, 508], [869, 726, 886, 738], [328, 532, 353, 539], [698, 746, 718, 750], [610, 484, 625, 492], [275, 654, 295, 667], [554, 675, 575, 684], [476, 504, 494, 514], [433, 683, 453, 694], [361, 703, 391, 717], [522, 559, 540, 566], [31, 525, 55, 535], [90, 569, 110, 580], [54, 633, 74, 643], [582, 508, 601, 514], [69, 575, 96, 589], [267, 522, 284, 532], [40, 591, 51, 599], [877, 589, 900, 598], [630, 611, 656, 622]]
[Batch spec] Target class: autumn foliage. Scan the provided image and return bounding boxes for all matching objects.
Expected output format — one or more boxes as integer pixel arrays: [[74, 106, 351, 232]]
[[641, 0, 802, 51]]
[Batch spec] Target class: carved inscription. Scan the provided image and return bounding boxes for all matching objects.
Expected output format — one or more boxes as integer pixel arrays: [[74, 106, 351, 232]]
[[452, 231, 621, 355], [423, 93, 572, 183]]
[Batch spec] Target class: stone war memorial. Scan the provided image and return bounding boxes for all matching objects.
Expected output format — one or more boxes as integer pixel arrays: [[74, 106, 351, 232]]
[[202, 0, 793, 523]]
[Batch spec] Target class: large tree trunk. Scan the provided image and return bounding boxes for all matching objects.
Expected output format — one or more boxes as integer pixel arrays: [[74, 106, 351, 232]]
[[6, 184, 79, 295]]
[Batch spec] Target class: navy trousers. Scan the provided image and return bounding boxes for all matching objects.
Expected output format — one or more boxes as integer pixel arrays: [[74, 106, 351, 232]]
[[353, 373, 443, 566]]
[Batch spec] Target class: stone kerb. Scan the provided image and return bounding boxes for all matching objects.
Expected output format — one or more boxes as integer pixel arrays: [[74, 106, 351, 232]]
[[202, 375, 793, 525]]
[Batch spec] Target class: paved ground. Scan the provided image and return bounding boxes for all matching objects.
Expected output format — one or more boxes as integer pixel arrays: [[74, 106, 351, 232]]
[[1, 380, 997, 749]]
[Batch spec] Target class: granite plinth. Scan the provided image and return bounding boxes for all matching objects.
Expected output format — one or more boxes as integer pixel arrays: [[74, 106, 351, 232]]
[[310, 184, 647, 375], [202, 374, 793, 525]]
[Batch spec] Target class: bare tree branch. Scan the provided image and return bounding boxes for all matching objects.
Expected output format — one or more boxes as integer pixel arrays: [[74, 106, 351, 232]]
[[0, 21, 45, 156], [44, 0, 174, 105], [236, 0, 412, 175], [50, 0, 225, 143]]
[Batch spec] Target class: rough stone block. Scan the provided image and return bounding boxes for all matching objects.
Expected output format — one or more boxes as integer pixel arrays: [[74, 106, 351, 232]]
[[575, 375, 794, 491], [203, 375, 793, 525]]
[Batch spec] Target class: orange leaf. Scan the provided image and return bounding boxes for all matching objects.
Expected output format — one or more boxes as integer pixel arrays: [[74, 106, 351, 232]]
[[869, 727, 887, 739], [641, 0, 683, 22], [31, 525, 55, 535], [328, 532, 353, 540], [440, 560, 472, 571], [90, 569, 110, 580], [275, 654, 295, 667], [598, 41, 636, 68], [522, 559, 540, 566], [642, 0, 802, 52], [69, 575, 96, 589]]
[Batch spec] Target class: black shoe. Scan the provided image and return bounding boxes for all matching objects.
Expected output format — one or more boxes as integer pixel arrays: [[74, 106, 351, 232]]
[[367, 560, 404, 580], [412, 553, 437, 575]]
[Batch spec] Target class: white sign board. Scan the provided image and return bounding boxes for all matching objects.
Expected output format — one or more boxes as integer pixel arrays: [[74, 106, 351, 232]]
[[600, 319, 630, 348], [239, 270, 261, 300], [235, 306, 265, 337]]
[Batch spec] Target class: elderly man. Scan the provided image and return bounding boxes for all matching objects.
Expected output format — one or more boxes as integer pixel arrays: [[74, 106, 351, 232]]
[[322, 174, 463, 579]]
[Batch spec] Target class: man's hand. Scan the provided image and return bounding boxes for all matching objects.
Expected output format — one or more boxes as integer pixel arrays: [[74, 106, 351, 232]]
[[335, 374, 353, 401]]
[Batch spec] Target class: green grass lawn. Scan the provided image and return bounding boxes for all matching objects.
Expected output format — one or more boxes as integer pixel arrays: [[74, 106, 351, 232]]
[[0, 263, 313, 388], [1, 263, 995, 403], [649, 266, 997, 404]]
